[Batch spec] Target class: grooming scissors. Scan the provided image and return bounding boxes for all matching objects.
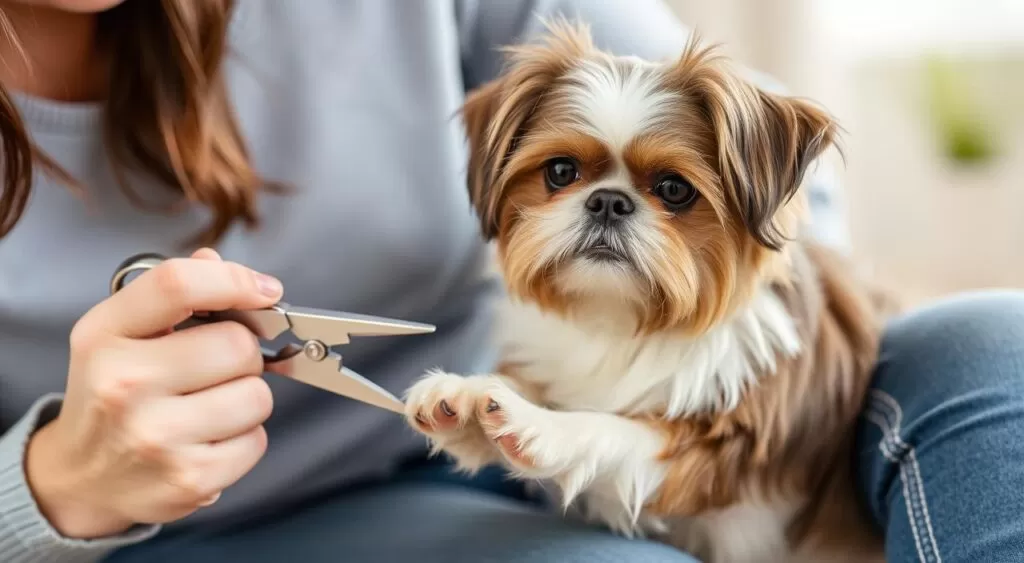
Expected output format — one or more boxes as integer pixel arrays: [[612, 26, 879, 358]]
[[110, 253, 435, 414]]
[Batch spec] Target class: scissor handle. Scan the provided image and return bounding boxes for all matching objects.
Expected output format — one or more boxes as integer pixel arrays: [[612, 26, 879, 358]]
[[110, 252, 294, 355], [110, 252, 168, 296]]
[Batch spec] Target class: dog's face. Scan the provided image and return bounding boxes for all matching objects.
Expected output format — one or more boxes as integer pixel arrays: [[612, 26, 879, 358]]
[[463, 23, 837, 334]]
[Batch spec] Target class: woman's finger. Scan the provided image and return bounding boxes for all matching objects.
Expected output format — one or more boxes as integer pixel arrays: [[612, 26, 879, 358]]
[[85, 257, 281, 339], [126, 321, 266, 394], [186, 425, 269, 497], [138, 376, 273, 443]]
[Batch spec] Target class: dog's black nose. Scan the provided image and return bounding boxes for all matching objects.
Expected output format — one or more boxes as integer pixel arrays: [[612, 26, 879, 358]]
[[585, 189, 635, 225]]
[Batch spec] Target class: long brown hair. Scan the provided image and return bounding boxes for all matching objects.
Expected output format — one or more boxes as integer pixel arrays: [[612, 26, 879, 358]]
[[0, 0, 280, 245]]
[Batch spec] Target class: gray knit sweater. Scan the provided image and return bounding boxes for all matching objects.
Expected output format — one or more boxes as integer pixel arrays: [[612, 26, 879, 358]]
[[0, 1, 848, 561]]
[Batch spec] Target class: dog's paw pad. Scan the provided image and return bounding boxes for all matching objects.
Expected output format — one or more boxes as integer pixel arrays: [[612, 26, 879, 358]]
[[404, 370, 482, 435], [413, 398, 463, 432], [494, 432, 535, 467]]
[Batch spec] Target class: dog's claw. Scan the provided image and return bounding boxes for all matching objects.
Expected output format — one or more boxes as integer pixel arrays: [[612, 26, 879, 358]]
[[439, 399, 455, 417]]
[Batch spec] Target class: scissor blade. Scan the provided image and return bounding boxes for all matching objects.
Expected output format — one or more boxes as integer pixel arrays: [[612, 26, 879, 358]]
[[336, 366, 406, 414], [271, 352, 406, 414], [283, 305, 435, 346]]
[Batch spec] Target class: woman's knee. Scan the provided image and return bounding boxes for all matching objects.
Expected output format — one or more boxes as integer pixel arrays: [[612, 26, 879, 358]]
[[858, 289, 1024, 506], [877, 289, 1024, 393], [857, 291, 1024, 562]]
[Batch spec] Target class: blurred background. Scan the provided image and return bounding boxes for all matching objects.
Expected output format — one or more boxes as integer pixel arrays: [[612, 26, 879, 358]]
[[664, 0, 1024, 304]]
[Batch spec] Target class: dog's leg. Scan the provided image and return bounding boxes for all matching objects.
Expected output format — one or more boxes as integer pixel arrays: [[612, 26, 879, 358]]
[[475, 379, 668, 514], [406, 370, 669, 529]]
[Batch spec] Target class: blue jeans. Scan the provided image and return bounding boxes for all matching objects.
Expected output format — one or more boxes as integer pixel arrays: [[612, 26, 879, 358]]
[[105, 291, 1024, 563]]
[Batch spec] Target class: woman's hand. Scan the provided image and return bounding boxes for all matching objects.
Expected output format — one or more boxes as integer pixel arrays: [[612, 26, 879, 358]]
[[24, 248, 283, 539]]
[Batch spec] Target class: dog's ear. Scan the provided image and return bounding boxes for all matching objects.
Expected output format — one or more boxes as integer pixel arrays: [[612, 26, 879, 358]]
[[461, 19, 594, 240], [461, 78, 520, 240], [674, 43, 839, 250]]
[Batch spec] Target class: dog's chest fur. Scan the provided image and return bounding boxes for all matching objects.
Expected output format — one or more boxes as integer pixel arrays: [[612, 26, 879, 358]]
[[493, 292, 814, 562], [495, 290, 801, 417]]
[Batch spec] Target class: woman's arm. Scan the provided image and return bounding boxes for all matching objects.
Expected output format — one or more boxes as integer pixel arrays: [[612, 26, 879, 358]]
[[0, 395, 159, 563], [453, 0, 850, 251]]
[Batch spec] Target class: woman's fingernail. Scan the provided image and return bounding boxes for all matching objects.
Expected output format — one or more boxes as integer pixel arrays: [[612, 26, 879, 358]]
[[256, 273, 283, 297], [192, 247, 222, 261], [198, 492, 221, 507]]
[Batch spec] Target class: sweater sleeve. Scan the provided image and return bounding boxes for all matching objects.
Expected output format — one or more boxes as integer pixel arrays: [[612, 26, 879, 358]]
[[0, 394, 160, 563], [453, 0, 851, 251]]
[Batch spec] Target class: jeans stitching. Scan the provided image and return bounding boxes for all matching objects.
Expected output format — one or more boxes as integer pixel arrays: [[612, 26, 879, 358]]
[[864, 405, 929, 563], [907, 450, 939, 560], [867, 399, 939, 563], [871, 391, 943, 563], [899, 459, 930, 563], [862, 410, 902, 461], [866, 392, 943, 563], [866, 404, 905, 459]]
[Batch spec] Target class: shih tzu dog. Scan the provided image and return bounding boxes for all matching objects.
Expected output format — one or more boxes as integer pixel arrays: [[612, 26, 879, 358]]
[[405, 20, 890, 563]]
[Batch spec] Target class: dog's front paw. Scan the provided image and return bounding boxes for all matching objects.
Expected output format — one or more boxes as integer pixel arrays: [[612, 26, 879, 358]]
[[405, 371, 585, 483], [404, 370, 501, 471], [475, 382, 578, 479]]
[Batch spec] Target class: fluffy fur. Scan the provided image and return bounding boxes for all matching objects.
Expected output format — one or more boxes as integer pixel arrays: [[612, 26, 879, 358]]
[[405, 20, 890, 563]]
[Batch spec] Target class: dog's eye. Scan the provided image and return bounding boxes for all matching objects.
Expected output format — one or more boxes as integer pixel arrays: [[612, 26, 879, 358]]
[[544, 158, 580, 191], [653, 174, 699, 210]]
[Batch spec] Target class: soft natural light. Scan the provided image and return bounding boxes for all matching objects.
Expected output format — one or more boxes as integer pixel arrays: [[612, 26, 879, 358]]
[[816, 0, 1024, 58]]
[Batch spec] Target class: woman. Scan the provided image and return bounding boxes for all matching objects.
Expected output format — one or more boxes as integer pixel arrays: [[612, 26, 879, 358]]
[[0, 1, 1021, 562]]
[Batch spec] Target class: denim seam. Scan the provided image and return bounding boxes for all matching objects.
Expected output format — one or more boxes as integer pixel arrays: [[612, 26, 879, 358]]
[[865, 390, 943, 563], [866, 401, 938, 563], [871, 391, 943, 563], [864, 408, 928, 561]]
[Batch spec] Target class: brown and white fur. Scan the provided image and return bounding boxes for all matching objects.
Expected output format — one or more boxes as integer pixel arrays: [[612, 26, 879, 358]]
[[404, 21, 891, 563]]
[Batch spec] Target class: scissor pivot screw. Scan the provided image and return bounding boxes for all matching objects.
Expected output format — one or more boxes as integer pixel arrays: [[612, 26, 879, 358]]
[[303, 340, 328, 361]]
